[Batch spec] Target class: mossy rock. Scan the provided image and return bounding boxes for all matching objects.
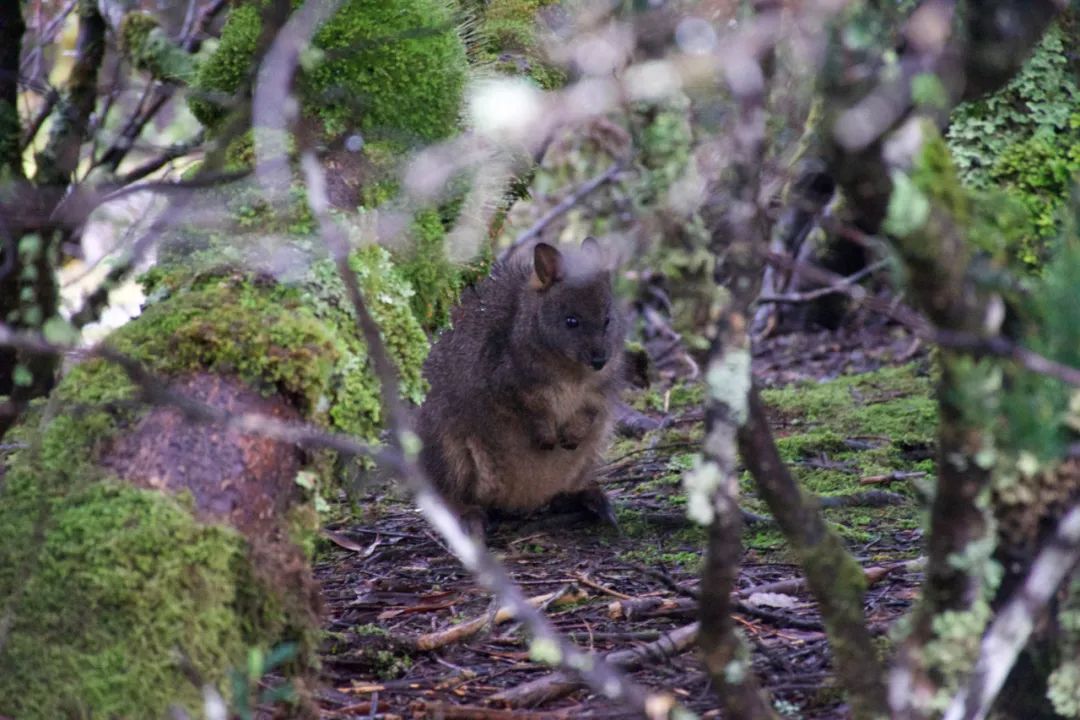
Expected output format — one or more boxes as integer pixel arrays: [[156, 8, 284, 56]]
[[0, 360, 314, 717], [189, 0, 468, 145], [138, 243, 430, 435], [0, 481, 279, 719]]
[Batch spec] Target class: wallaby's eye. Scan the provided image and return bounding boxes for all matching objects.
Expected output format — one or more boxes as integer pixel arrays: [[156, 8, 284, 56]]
[[604, 315, 611, 329], [565, 315, 580, 329]]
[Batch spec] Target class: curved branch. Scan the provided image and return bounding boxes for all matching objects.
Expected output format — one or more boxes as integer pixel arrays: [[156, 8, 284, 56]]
[[32, 1, 106, 187]]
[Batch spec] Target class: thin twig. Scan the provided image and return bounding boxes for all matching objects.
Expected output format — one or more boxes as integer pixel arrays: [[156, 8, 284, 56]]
[[756, 259, 888, 304], [500, 160, 624, 262]]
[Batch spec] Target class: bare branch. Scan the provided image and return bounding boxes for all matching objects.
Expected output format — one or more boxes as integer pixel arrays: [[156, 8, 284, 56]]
[[932, 330, 1080, 389], [943, 502, 1080, 720], [32, 1, 106, 187], [756, 259, 888, 304], [253, 0, 345, 201], [92, 0, 227, 173], [114, 130, 206, 186], [490, 622, 700, 708], [692, 5, 792, 716], [500, 160, 625, 262]]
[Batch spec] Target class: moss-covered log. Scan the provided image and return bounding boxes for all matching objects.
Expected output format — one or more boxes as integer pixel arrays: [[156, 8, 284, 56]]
[[0, 185, 431, 717]]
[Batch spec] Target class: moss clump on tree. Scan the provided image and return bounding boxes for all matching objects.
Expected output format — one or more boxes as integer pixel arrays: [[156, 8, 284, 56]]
[[119, 12, 196, 83], [189, 0, 468, 145], [187, 2, 263, 128]]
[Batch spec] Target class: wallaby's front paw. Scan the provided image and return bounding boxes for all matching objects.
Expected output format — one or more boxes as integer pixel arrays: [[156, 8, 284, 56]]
[[557, 428, 581, 451], [558, 417, 594, 450], [532, 424, 559, 451]]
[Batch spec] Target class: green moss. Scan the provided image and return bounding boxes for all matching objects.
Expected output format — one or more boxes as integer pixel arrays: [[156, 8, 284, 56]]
[[397, 210, 463, 330], [476, 0, 566, 90], [188, 2, 263, 128], [119, 12, 196, 82], [947, 21, 1080, 267], [0, 481, 260, 719], [111, 278, 339, 416], [762, 365, 936, 453], [191, 0, 468, 145], [138, 244, 429, 438], [632, 380, 705, 413], [912, 132, 970, 226], [305, 0, 467, 142]]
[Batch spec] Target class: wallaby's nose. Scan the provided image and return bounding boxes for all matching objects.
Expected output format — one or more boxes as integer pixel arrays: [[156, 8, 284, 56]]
[[590, 354, 607, 371]]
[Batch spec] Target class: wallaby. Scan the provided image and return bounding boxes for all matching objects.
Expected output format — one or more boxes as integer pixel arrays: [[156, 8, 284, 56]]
[[417, 238, 625, 535]]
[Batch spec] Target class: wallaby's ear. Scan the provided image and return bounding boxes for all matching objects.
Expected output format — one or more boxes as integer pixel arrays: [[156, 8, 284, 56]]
[[580, 236, 609, 269], [532, 243, 564, 290]]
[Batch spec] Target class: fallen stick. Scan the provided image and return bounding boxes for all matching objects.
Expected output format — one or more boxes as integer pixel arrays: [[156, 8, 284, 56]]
[[607, 596, 696, 620], [413, 587, 582, 652], [859, 470, 928, 485], [489, 622, 699, 707], [410, 701, 573, 719]]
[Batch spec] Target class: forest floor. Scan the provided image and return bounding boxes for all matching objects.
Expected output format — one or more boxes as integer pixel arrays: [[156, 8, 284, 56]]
[[312, 316, 934, 720]]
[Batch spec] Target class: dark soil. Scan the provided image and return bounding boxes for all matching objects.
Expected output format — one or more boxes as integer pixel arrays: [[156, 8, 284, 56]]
[[312, 321, 930, 720]]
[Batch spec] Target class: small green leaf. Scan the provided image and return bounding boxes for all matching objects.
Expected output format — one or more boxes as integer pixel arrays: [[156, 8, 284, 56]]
[[43, 317, 80, 346], [912, 73, 948, 110], [884, 170, 931, 237], [247, 647, 265, 681], [17, 234, 41, 259], [294, 470, 317, 491], [13, 365, 33, 387]]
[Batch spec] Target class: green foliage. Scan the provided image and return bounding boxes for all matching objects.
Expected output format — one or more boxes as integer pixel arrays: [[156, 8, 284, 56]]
[[471, 0, 566, 89], [947, 23, 1080, 266], [188, 2, 263, 128], [119, 12, 195, 83], [394, 209, 492, 331], [301, 245, 431, 414], [998, 208, 1080, 459], [396, 210, 463, 330], [138, 244, 429, 437], [229, 643, 300, 720], [190, 0, 468, 145], [1048, 661, 1080, 718], [634, 99, 695, 209], [1049, 577, 1080, 717]]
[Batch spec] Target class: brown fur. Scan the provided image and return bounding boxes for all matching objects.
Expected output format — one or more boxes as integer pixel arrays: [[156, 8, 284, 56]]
[[417, 240, 625, 525]]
